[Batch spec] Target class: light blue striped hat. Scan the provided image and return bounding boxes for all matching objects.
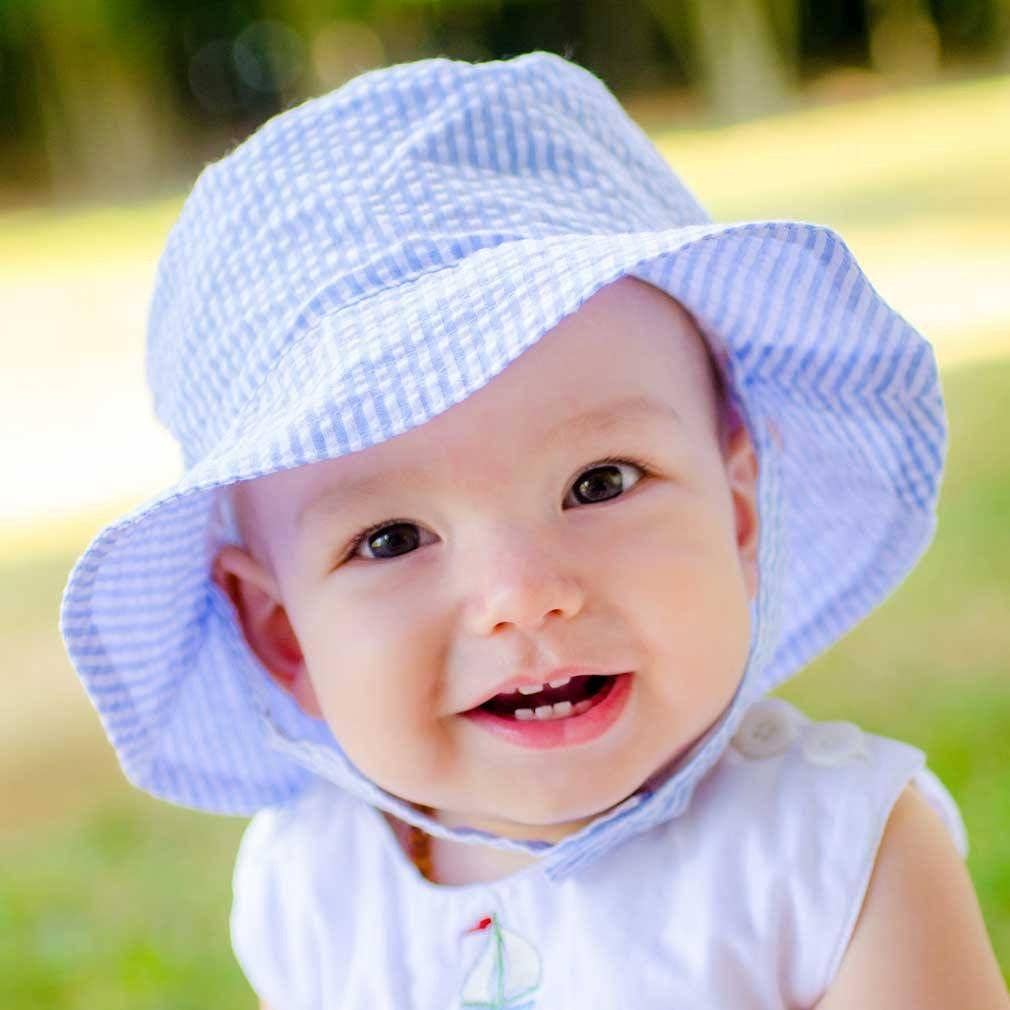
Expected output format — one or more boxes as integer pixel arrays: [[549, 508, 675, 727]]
[[60, 51, 945, 880]]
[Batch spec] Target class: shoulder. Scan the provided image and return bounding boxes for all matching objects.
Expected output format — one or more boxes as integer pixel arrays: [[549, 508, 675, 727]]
[[231, 779, 365, 1009], [815, 784, 1010, 1009], [236, 776, 351, 864], [705, 699, 968, 847], [689, 697, 939, 846], [233, 777, 366, 917], [678, 699, 980, 1004]]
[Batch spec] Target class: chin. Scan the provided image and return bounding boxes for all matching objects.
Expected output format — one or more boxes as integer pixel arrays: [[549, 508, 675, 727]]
[[487, 782, 638, 836]]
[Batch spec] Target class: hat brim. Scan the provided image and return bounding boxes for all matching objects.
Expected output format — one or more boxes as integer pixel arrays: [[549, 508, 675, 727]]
[[60, 220, 944, 814]]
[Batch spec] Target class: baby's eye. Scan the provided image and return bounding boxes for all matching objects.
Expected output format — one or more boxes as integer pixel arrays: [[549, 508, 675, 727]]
[[563, 459, 645, 509], [351, 521, 435, 561], [347, 458, 647, 562]]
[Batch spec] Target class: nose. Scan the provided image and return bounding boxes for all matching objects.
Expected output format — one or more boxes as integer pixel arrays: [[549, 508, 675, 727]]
[[462, 524, 585, 636]]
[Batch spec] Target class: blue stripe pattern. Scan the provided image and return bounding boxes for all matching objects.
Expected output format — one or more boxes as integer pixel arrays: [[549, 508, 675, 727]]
[[59, 52, 945, 880]]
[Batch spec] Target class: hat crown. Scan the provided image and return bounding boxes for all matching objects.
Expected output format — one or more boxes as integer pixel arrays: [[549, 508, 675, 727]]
[[146, 52, 709, 465]]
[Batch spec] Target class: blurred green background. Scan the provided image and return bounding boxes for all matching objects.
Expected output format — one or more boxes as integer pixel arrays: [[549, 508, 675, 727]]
[[1, 1, 1008, 1006]]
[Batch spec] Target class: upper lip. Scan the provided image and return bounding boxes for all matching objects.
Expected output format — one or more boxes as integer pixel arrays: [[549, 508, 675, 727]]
[[462, 666, 625, 712]]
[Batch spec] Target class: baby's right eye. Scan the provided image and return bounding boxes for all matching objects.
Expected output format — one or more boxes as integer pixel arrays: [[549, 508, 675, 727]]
[[350, 520, 434, 561]]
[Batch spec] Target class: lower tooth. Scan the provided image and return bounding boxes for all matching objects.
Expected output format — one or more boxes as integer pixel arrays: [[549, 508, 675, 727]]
[[511, 699, 586, 721]]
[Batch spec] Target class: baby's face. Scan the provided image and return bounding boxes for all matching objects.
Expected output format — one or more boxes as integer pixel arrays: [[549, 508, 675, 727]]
[[215, 277, 759, 841]]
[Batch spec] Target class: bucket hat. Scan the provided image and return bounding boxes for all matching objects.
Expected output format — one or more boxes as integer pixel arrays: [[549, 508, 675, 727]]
[[60, 52, 945, 881]]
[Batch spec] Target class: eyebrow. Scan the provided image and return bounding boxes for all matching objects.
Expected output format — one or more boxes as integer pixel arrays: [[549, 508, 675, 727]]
[[297, 393, 678, 532]]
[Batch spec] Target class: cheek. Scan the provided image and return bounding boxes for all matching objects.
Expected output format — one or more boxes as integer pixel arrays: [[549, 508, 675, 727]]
[[298, 611, 448, 793], [607, 501, 751, 670], [294, 587, 444, 734]]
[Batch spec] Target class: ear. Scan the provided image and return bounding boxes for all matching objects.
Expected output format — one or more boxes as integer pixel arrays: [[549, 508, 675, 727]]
[[211, 545, 323, 718], [723, 422, 760, 601]]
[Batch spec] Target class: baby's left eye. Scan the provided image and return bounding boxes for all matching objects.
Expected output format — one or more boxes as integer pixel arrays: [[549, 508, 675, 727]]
[[563, 459, 645, 508]]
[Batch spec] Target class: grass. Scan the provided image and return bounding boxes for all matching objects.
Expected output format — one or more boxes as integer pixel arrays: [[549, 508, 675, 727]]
[[0, 196, 183, 273], [0, 800, 248, 1009], [652, 71, 1010, 227], [3, 71, 1009, 1003]]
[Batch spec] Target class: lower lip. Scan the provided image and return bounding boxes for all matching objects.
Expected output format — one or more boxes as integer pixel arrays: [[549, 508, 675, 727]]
[[461, 673, 633, 750]]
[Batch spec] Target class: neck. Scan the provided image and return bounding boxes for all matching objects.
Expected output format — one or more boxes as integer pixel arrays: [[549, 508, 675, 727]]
[[432, 806, 595, 844], [431, 831, 543, 885], [383, 805, 601, 886]]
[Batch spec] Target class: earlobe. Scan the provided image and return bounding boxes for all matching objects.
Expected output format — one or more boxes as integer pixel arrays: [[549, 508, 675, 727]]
[[211, 546, 324, 718]]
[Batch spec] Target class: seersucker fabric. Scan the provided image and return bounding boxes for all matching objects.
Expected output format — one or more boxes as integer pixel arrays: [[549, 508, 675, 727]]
[[60, 52, 947, 880]]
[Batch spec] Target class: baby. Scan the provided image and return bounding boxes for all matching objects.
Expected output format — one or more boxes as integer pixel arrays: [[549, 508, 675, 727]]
[[60, 52, 1008, 1009]]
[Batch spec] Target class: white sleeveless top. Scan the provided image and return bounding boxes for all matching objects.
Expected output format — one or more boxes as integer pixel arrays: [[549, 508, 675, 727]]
[[231, 699, 967, 1010]]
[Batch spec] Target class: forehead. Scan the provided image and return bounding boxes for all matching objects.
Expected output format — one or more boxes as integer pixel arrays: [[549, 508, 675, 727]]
[[240, 277, 720, 531], [296, 394, 681, 530]]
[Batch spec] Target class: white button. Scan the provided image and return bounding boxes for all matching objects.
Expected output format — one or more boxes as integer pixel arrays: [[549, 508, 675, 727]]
[[730, 699, 798, 759], [800, 722, 868, 767]]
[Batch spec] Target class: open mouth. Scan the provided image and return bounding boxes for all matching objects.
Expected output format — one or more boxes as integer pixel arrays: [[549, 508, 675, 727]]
[[476, 674, 614, 721], [462, 673, 632, 749]]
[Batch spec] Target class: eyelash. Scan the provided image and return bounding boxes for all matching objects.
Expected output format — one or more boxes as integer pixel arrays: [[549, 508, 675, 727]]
[[338, 454, 655, 564]]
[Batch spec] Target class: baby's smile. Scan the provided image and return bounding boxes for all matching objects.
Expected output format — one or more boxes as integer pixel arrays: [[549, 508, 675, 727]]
[[462, 672, 634, 750], [475, 671, 616, 720]]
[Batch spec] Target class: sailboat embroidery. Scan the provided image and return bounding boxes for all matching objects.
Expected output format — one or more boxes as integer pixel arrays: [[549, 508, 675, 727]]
[[458, 913, 542, 1009]]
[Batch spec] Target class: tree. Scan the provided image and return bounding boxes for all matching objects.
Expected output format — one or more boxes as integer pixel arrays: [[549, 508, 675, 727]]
[[645, 0, 797, 120], [16, 0, 182, 198]]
